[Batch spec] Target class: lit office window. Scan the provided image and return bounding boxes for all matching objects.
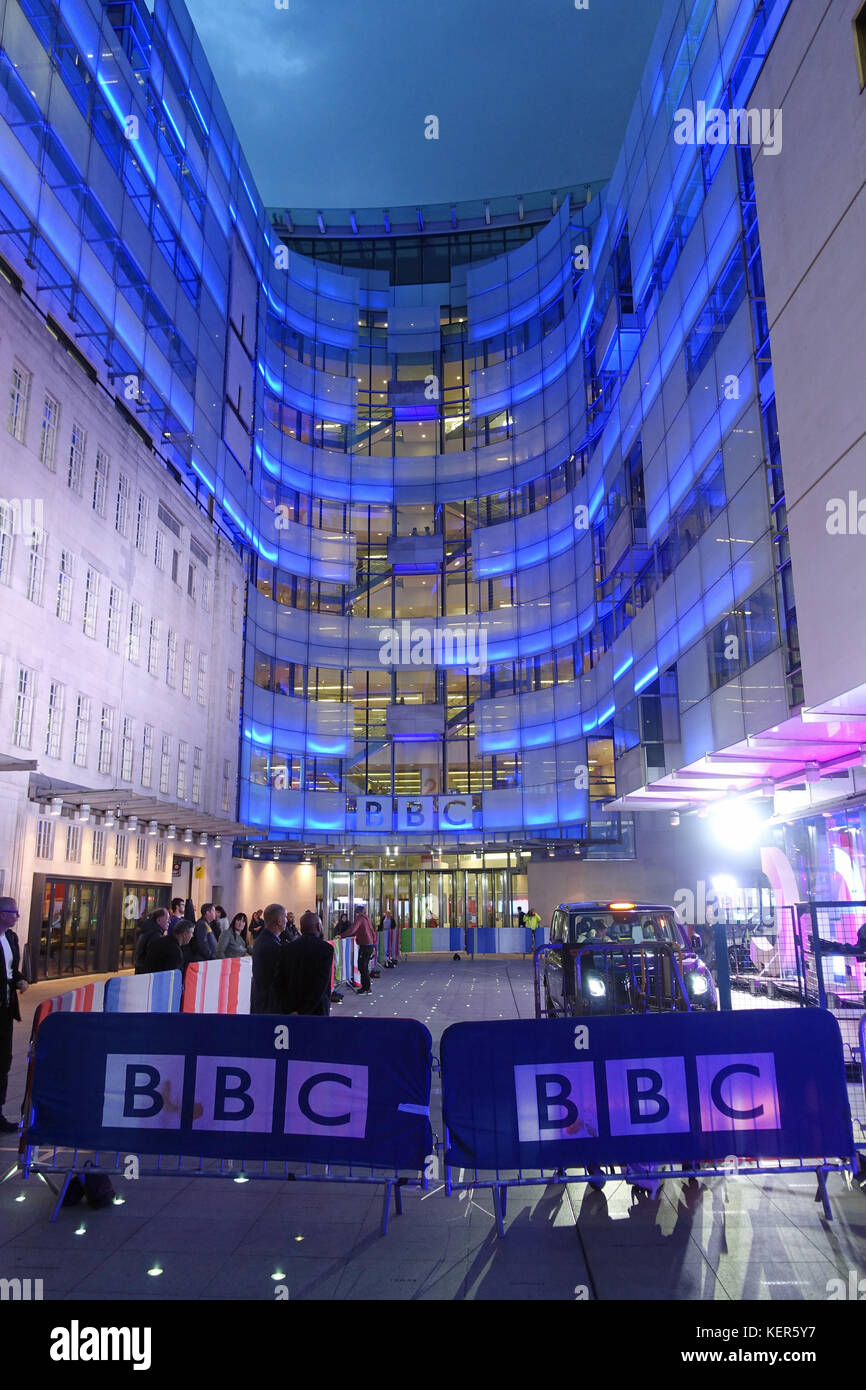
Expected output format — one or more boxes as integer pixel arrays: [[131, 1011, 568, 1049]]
[[65, 823, 82, 862], [93, 448, 110, 517], [83, 566, 101, 638], [92, 828, 106, 866], [73, 694, 91, 766], [127, 600, 142, 663], [154, 839, 167, 872], [13, 666, 34, 748], [55, 549, 74, 622], [44, 680, 65, 758], [120, 715, 135, 781], [135, 836, 149, 871], [114, 833, 128, 868], [135, 493, 150, 552], [39, 394, 60, 470], [141, 723, 154, 787], [8, 362, 30, 442], [68, 422, 86, 494], [35, 820, 54, 860], [26, 531, 45, 604], [106, 584, 123, 652], [115, 473, 130, 537], [97, 704, 115, 775], [176, 740, 189, 800]]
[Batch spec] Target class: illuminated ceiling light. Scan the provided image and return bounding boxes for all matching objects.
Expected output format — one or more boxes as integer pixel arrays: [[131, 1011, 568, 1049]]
[[104, 810, 116, 829], [199, 833, 209, 847], [147, 820, 158, 837], [271, 1269, 286, 1281], [710, 801, 761, 850], [147, 1264, 163, 1277], [78, 804, 91, 824], [49, 796, 63, 816], [183, 828, 193, 844], [214, 836, 221, 849], [669, 811, 680, 827], [233, 1174, 249, 1184], [166, 824, 176, 840], [127, 816, 138, 832]]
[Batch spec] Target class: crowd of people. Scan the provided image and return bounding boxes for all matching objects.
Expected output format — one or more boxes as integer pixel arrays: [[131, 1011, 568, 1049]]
[[133, 899, 393, 1016]]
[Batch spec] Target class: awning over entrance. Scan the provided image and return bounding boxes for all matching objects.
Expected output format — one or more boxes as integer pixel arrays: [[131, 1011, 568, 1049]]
[[28, 777, 252, 838]]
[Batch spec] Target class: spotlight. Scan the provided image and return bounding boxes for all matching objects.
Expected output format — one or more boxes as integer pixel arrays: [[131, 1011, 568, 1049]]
[[198, 833, 208, 846], [127, 816, 138, 832], [147, 820, 158, 837], [49, 796, 63, 817], [669, 811, 680, 827], [710, 800, 760, 850], [78, 804, 91, 824], [166, 825, 176, 840], [213, 836, 221, 849], [104, 810, 116, 829], [183, 829, 193, 844]]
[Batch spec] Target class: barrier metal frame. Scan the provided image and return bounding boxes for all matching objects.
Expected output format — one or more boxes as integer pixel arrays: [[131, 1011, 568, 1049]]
[[534, 940, 693, 1020]]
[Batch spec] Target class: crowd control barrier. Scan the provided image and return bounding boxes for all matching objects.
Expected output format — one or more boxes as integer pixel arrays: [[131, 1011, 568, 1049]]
[[21, 1012, 433, 1234], [439, 1009, 855, 1234], [397, 926, 548, 956], [104, 971, 183, 1013], [380, 922, 400, 962], [335, 938, 360, 989], [182, 957, 251, 1014]]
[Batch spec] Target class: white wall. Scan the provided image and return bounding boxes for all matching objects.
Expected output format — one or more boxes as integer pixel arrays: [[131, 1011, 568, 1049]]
[[231, 861, 318, 923]]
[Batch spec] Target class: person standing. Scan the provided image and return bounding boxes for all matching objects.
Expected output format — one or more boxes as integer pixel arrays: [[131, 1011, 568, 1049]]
[[134, 908, 169, 974], [341, 904, 377, 996], [144, 920, 194, 974], [217, 913, 250, 958], [0, 897, 29, 1133], [281, 911, 299, 944], [250, 903, 287, 1013], [271, 911, 334, 1016], [379, 906, 398, 966], [191, 902, 218, 962], [169, 897, 185, 925], [248, 909, 265, 942]]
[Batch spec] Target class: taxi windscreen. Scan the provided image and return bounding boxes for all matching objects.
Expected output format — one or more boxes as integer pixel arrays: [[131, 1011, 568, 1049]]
[[569, 911, 679, 944]]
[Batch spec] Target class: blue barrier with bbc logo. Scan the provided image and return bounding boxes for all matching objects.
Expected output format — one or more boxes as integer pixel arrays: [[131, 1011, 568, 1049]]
[[440, 1009, 854, 1171], [27, 1012, 433, 1170]]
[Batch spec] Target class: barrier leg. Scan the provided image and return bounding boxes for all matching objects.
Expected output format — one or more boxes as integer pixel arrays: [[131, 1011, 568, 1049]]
[[50, 1171, 75, 1224], [816, 1168, 833, 1221], [380, 1179, 403, 1236], [493, 1184, 507, 1238]]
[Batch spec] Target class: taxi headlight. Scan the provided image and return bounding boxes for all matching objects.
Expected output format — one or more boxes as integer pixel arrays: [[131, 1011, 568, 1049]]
[[587, 975, 607, 998], [689, 972, 709, 995]]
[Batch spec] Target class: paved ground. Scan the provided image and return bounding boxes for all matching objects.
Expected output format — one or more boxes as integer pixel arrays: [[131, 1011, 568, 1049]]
[[1, 958, 865, 1301]]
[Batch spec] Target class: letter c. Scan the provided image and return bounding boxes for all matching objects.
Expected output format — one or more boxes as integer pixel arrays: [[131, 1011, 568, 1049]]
[[297, 1072, 352, 1127], [442, 799, 467, 826], [710, 1063, 763, 1121]]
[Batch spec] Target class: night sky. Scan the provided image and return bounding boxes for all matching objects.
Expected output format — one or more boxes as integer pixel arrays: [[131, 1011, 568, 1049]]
[[185, 0, 666, 211]]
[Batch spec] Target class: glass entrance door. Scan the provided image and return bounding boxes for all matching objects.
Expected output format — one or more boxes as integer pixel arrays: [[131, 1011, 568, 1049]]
[[39, 879, 105, 979]]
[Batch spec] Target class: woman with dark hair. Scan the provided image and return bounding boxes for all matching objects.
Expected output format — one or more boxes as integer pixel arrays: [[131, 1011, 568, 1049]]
[[248, 909, 265, 942], [217, 912, 250, 958]]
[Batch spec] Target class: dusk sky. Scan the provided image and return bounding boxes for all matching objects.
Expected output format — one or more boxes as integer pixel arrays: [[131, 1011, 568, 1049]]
[[185, 0, 666, 211]]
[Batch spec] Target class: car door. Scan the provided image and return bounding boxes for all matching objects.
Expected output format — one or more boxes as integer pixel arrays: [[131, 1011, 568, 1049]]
[[545, 909, 566, 1014]]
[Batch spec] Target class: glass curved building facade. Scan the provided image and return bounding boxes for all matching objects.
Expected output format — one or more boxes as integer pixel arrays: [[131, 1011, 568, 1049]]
[[10, 0, 863, 930]]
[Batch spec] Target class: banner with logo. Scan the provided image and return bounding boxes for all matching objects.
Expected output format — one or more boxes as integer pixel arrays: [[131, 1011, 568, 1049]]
[[441, 1010, 854, 1170], [26, 1013, 433, 1168]]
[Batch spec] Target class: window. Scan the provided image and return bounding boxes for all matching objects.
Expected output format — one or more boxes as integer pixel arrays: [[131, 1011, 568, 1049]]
[[159, 734, 172, 794], [226, 669, 235, 720], [8, 362, 30, 442], [171, 549, 180, 583], [187, 562, 197, 601], [114, 833, 128, 868], [154, 529, 165, 570], [157, 501, 181, 537], [107, 584, 123, 652], [83, 566, 101, 637], [97, 704, 115, 774], [115, 473, 130, 536], [135, 493, 150, 552], [26, 531, 45, 604], [181, 641, 193, 696], [44, 680, 65, 758], [35, 819, 55, 860], [191, 746, 203, 803], [196, 652, 208, 705], [141, 722, 154, 789], [855, 1, 866, 89], [165, 629, 178, 686], [127, 600, 142, 662], [231, 584, 239, 632], [93, 449, 110, 516], [13, 666, 34, 748], [154, 839, 167, 872], [39, 394, 60, 470], [92, 828, 106, 866], [73, 694, 91, 766], [68, 422, 86, 493], [56, 549, 74, 622], [147, 617, 161, 675], [120, 715, 135, 781], [201, 573, 211, 612], [135, 836, 149, 871], [176, 740, 188, 800], [0, 502, 13, 585], [65, 823, 82, 862]]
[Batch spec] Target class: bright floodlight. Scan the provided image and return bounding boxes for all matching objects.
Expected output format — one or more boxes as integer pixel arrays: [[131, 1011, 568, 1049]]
[[711, 801, 760, 850]]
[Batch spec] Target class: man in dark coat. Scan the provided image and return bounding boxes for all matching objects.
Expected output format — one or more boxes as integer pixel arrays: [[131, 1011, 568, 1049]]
[[144, 919, 194, 974], [134, 908, 169, 974], [250, 903, 287, 1013], [0, 897, 29, 1132], [271, 911, 333, 1016], [190, 902, 218, 962]]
